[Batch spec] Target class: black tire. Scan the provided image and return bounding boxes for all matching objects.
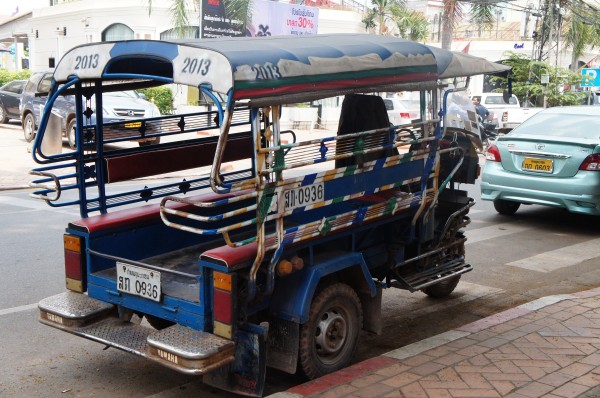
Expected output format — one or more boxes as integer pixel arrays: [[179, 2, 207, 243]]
[[0, 105, 7, 124], [422, 275, 461, 299], [494, 199, 520, 215], [67, 118, 76, 149], [298, 283, 362, 380], [145, 315, 174, 330], [23, 113, 36, 142]]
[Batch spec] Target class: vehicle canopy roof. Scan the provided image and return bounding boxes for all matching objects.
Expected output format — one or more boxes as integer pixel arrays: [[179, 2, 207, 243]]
[[54, 34, 510, 105]]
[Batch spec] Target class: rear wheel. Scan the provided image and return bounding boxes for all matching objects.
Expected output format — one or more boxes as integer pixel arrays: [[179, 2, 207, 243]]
[[23, 113, 36, 142], [494, 199, 520, 215], [298, 283, 362, 380], [67, 119, 76, 149], [0, 105, 7, 124]]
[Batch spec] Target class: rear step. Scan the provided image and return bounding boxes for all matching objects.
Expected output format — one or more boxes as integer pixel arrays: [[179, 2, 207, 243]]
[[393, 258, 472, 292], [38, 292, 234, 375]]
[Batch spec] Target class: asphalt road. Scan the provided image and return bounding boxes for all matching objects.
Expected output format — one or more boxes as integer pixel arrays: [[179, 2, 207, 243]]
[[1, 123, 600, 397]]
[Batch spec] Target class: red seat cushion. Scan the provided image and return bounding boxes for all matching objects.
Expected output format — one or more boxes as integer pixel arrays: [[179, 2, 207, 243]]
[[200, 242, 258, 270], [70, 191, 245, 234]]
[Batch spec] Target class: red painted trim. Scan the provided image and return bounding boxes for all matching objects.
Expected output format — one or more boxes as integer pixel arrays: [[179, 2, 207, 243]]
[[287, 356, 398, 396]]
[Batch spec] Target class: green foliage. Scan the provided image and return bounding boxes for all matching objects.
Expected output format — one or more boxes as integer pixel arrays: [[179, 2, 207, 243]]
[[494, 52, 587, 107], [139, 86, 174, 115], [391, 7, 429, 42], [0, 69, 32, 87]]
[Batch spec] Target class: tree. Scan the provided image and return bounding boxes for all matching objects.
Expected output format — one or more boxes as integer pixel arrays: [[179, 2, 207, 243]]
[[563, 18, 600, 71], [495, 52, 586, 107], [391, 7, 429, 42], [441, 1, 498, 49], [362, 0, 405, 35]]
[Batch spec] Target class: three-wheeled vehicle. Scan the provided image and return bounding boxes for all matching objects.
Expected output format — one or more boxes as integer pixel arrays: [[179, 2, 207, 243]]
[[31, 34, 509, 396]]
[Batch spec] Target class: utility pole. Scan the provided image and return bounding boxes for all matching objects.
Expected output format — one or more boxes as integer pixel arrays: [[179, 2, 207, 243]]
[[532, 0, 562, 65]]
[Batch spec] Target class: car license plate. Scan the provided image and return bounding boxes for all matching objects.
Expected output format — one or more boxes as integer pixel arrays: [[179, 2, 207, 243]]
[[124, 121, 142, 128], [116, 262, 161, 302], [522, 157, 553, 173], [283, 182, 324, 211]]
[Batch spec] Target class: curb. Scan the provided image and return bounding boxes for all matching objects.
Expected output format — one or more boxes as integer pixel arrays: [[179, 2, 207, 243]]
[[267, 287, 600, 398]]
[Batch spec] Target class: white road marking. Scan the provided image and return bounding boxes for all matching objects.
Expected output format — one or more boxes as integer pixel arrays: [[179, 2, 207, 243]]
[[507, 238, 600, 272], [0, 303, 38, 316], [465, 222, 533, 245]]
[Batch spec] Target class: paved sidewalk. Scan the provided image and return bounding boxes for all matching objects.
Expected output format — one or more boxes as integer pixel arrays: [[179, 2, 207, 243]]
[[271, 288, 600, 398], [0, 123, 35, 191]]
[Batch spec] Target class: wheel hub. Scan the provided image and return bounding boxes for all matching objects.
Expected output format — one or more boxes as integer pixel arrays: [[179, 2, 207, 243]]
[[315, 310, 347, 357]]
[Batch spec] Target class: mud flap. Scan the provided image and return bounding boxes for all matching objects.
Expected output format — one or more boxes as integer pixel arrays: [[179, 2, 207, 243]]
[[204, 323, 267, 397], [266, 317, 299, 374]]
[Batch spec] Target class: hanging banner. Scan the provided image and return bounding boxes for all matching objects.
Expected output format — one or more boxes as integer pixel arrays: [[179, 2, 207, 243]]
[[201, 0, 245, 38], [247, 0, 319, 37]]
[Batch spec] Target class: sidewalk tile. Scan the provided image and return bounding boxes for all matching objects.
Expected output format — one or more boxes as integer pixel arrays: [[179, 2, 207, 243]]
[[411, 361, 447, 376], [580, 353, 600, 366], [382, 372, 422, 388], [513, 381, 554, 397], [353, 382, 396, 397], [398, 381, 428, 397], [551, 382, 591, 397], [434, 353, 469, 366], [520, 366, 549, 380], [538, 371, 576, 387], [447, 388, 500, 397], [559, 362, 595, 377], [573, 372, 600, 387], [488, 380, 517, 395], [423, 389, 451, 398]]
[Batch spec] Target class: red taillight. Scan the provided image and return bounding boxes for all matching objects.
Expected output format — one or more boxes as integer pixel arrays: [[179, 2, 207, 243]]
[[502, 111, 508, 122], [485, 144, 501, 162], [213, 271, 235, 339], [400, 112, 410, 119], [64, 234, 86, 292], [579, 154, 600, 171]]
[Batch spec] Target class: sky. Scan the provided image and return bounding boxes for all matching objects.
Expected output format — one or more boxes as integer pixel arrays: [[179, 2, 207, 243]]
[[0, 0, 46, 16]]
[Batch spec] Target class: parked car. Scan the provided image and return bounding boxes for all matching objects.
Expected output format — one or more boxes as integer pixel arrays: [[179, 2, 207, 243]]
[[21, 69, 161, 147], [382, 97, 412, 125], [480, 106, 600, 216], [0, 79, 26, 123]]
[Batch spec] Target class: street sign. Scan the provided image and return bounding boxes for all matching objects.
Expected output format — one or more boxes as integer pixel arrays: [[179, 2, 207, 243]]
[[581, 68, 600, 87]]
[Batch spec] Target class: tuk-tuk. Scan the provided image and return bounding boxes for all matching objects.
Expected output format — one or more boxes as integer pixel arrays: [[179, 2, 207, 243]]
[[31, 34, 509, 396]]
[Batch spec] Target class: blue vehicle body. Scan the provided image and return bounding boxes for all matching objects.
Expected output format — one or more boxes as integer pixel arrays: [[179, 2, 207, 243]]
[[30, 35, 509, 396]]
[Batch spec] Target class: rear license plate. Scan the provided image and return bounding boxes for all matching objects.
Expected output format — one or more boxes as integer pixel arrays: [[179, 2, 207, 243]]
[[283, 182, 324, 211], [522, 157, 553, 173], [124, 121, 142, 128], [116, 262, 161, 302]]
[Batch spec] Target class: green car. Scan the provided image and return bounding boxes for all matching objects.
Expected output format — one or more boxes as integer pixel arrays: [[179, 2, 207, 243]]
[[481, 106, 600, 216]]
